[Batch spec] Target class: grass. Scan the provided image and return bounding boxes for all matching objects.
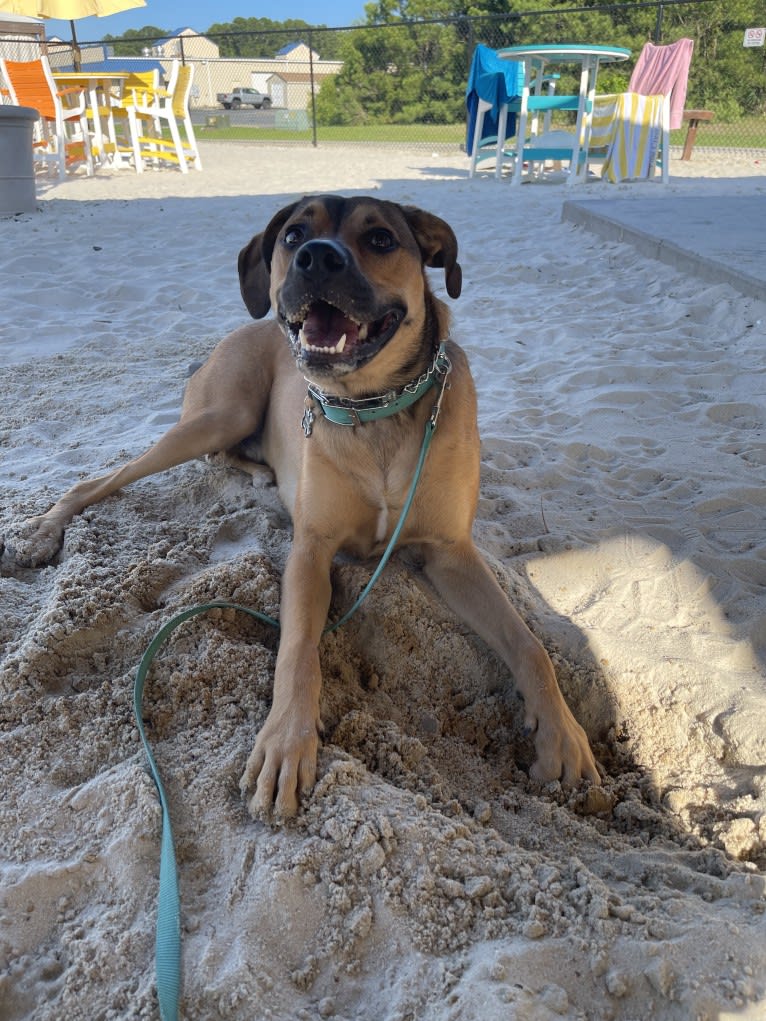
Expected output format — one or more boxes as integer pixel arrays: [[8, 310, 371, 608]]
[[193, 116, 766, 152], [670, 115, 766, 151], [194, 122, 465, 145]]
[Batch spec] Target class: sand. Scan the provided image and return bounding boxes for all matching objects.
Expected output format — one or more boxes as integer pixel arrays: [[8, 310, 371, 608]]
[[1, 143, 765, 1021]]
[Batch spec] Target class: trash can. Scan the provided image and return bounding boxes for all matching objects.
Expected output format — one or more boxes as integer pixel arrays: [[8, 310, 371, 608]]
[[0, 105, 39, 215]]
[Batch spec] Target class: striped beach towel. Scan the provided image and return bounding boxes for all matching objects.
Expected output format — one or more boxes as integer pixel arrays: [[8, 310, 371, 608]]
[[590, 92, 665, 182]]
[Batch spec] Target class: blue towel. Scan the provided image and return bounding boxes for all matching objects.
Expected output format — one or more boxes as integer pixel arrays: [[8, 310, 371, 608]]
[[465, 45, 524, 155]]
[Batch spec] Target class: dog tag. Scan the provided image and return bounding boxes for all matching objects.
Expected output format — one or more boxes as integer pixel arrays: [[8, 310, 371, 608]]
[[302, 400, 315, 437]]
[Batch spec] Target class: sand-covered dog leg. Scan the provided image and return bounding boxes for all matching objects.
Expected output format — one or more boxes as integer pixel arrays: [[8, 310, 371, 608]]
[[240, 530, 333, 818], [423, 540, 600, 785]]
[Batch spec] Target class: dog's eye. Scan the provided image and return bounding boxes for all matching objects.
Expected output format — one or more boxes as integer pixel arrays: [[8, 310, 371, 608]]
[[367, 229, 397, 252], [284, 226, 305, 247]]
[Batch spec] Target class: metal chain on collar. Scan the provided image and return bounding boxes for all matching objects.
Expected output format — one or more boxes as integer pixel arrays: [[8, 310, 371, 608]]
[[403, 343, 452, 396], [303, 342, 452, 433]]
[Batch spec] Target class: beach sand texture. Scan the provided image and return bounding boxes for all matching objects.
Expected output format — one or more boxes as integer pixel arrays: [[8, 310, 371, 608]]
[[1, 144, 765, 1020]]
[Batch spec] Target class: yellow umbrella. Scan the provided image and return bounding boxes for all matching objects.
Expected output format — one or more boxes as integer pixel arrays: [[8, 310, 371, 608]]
[[0, 0, 147, 68]]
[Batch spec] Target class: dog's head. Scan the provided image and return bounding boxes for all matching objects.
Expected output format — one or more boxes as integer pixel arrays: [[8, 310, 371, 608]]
[[238, 195, 461, 385]]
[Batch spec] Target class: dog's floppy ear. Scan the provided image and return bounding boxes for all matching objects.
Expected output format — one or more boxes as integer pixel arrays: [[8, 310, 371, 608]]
[[399, 205, 462, 300], [238, 200, 300, 319]]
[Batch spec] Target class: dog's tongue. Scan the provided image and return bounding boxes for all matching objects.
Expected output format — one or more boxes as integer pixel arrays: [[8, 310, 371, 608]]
[[303, 303, 360, 350]]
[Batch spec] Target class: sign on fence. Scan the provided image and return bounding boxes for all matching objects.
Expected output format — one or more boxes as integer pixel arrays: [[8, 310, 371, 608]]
[[743, 27, 765, 47]]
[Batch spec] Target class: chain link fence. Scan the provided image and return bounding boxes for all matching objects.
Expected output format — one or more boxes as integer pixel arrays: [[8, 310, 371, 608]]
[[3, 0, 765, 154]]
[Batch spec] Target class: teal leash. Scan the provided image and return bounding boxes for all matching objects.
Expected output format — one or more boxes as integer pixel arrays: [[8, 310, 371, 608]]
[[133, 602, 278, 1021], [134, 349, 452, 1021]]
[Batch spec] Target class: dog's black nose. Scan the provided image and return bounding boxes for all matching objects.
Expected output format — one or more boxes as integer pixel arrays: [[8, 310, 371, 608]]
[[295, 239, 349, 282]]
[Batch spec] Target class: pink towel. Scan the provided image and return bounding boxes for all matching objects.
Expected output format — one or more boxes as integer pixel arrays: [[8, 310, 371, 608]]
[[628, 38, 694, 130]]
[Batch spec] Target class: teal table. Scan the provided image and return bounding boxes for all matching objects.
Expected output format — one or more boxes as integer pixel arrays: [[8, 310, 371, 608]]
[[498, 43, 630, 184]]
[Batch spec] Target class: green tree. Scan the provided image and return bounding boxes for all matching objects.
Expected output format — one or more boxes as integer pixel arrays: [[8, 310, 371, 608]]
[[204, 18, 345, 60], [317, 12, 468, 125], [314, 44, 369, 124], [103, 26, 170, 55], [664, 0, 766, 116], [106, 18, 346, 61], [107, 4, 766, 126]]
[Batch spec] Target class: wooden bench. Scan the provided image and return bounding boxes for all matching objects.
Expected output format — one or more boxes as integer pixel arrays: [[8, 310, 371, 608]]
[[681, 109, 714, 160]]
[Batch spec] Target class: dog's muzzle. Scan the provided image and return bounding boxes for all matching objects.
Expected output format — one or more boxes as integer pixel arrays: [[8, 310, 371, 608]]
[[278, 239, 405, 375]]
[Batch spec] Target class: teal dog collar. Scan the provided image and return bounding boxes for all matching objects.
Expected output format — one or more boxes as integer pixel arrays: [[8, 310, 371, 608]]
[[302, 342, 451, 435]]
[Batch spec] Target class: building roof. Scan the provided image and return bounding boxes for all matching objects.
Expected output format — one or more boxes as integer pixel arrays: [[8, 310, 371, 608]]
[[52, 56, 166, 73], [0, 12, 42, 24], [156, 28, 197, 45], [276, 42, 312, 56]]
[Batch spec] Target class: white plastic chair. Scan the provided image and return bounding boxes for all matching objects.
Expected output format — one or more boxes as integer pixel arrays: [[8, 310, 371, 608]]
[[127, 61, 202, 173], [80, 69, 159, 170]]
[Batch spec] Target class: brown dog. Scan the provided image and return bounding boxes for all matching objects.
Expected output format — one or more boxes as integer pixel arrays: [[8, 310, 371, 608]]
[[7, 195, 599, 816]]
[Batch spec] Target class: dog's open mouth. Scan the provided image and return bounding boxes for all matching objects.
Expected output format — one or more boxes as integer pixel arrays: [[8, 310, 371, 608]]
[[285, 300, 403, 371]]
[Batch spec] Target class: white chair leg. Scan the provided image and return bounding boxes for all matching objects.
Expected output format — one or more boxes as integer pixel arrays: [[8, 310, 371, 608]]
[[660, 115, 670, 183], [168, 115, 188, 173], [494, 104, 508, 179], [78, 113, 94, 176], [469, 99, 490, 178], [183, 115, 202, 170], [127, 109, 144, 173], [55, 128, 66, 180]]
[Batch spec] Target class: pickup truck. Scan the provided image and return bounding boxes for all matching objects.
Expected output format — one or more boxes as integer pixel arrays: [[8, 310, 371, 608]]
[[216, 87, 272, 110]]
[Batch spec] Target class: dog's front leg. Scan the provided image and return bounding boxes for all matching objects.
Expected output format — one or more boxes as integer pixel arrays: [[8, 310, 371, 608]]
[[240, 534, 333, 819], [5, 408, 258, 568], [423, 540, 600, 786]]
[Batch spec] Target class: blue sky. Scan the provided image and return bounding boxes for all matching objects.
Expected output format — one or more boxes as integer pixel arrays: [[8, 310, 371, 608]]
[[47, 1, 368, 45]]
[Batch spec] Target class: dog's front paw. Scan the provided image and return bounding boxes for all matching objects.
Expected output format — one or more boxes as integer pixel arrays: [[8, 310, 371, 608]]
[[240, 708, 321, 820], [525, 703, 601, 787], [3, 515, 65, 568]]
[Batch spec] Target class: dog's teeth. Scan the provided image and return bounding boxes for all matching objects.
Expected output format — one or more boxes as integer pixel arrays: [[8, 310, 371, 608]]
[[359, 323, 369, 341], [297, 330, 347, 356]]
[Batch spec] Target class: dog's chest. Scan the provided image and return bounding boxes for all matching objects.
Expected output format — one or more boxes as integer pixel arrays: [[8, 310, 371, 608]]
[[306, 416, 425, 558], [374, 500, 390, 545], [346, 505, 398, 559], [345, 456, 417, 558]]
